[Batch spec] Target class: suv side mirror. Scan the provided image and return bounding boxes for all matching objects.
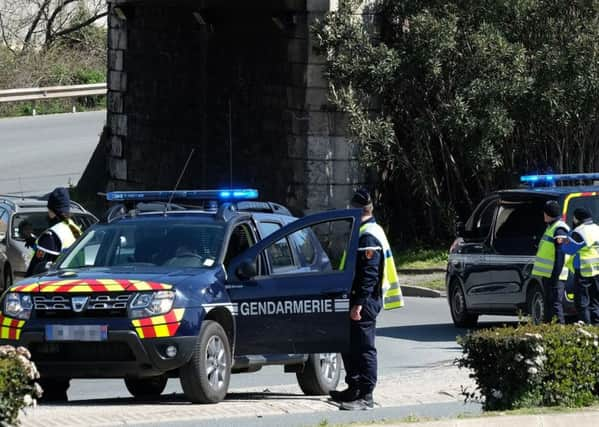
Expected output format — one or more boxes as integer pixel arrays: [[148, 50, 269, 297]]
[[236, 259, 257, 281], [455, 221, 466, 238]]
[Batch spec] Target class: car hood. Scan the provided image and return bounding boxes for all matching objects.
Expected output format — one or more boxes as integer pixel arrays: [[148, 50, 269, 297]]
[[9, 267, 220, 293]]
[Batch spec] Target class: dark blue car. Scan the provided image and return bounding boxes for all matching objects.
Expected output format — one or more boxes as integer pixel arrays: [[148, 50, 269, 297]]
[[0, 190, 361, 403]]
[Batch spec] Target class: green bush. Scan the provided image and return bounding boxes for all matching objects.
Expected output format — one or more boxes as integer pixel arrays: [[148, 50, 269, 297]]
[[458, 323, 599, 410], [0, 346, 41, 426]]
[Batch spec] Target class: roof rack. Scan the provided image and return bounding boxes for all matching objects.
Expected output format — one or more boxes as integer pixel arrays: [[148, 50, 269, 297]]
[[520, 173, 599, 187]]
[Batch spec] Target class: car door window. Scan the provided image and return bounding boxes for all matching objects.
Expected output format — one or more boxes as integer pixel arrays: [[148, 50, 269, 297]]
[[224, 223, 257, 268], [291, 228, 316, 265], [0, 208, 7, 239], [566, 196, 599, 224], [493, 199, 546, 255]]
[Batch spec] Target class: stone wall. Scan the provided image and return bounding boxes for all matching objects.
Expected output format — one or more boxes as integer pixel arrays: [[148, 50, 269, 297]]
[[103, 0, 363, 214]]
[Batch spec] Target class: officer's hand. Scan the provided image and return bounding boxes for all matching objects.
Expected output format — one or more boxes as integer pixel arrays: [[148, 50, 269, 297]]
[[350, 305, 362, 321]]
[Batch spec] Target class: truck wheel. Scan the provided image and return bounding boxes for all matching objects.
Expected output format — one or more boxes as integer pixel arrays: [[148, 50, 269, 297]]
[[528, 283, 549, 324], [39, 378, 70, 401], [180, 320, 231, 403], [449, 282, 478, 328], [124, 375, 167, 399], [296, 353, 341, 395]]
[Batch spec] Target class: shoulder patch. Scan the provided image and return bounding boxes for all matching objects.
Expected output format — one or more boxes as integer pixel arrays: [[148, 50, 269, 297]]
[[364, 249, 375, 260], [36, 249, 45, 259]]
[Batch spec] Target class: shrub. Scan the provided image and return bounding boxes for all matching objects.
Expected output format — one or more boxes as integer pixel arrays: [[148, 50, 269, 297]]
[[0, 346, 42, 426], [458, 323, 599, 410]]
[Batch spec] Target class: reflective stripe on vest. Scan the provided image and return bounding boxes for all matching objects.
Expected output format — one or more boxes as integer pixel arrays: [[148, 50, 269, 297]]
[[359, 222, 404, 310], [35, 220, 79, 256], [573, 223, 599, 277], [532, 220, 570, 280]]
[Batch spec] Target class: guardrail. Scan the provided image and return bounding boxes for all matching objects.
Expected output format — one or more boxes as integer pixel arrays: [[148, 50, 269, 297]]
[[0, 83, 107, 103]]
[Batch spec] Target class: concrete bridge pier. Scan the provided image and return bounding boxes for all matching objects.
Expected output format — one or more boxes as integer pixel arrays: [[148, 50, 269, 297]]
[[105, 0, 363, 213]]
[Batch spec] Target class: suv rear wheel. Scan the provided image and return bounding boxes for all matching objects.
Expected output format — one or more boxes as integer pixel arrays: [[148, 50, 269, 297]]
[[180, 320, 231, 403], [296, 353, 341, 395], [528, 283, 549, 324], [449, 281, 478, 327], [125, 374, 167, 399]]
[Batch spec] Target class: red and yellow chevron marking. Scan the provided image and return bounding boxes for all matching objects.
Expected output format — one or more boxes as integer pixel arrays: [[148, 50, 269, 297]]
[[0, 314, 26, 340], [11, 279, 172, 293], [132, 308, 185, 339]]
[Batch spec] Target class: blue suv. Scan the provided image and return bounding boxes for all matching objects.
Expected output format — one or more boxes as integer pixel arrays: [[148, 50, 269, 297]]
[[0, 190, 361, 403]]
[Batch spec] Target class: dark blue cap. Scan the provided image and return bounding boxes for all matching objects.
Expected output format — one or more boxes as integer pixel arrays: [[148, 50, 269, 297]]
[[47, 187, 71, 215], [351, 187, 372, 207]]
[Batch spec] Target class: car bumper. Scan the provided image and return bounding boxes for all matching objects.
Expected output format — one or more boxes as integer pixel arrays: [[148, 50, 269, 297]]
[[1, 331, 197, 378]]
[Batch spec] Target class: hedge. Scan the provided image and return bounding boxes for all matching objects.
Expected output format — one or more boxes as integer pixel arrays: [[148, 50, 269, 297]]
[[458, 323, 599, 410], [0, 346, 41, 426]]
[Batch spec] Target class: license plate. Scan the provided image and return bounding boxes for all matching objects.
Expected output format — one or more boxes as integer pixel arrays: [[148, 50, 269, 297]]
[[45, 325, 108, 342]]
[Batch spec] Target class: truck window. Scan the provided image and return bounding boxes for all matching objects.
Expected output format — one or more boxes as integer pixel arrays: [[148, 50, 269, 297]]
[[493, 199, 546, 255], [465, 198, 497, 240], [566, 196, 599, 225]]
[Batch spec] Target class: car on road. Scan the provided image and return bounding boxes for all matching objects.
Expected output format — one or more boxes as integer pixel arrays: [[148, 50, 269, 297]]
[[447, 173, 599, 327], [0, 195, 97, 291], [0, 189, 361, 403]]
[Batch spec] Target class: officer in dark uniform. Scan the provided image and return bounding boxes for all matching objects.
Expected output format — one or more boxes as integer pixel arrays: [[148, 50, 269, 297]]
[[26, 187, 81, 277], [330, 188, 383, 411]]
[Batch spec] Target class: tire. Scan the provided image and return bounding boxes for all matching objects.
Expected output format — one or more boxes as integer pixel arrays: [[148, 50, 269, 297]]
[[180, 320, 231, 403], [296, 353, 341, 395], [124, 375, 167, 399], [528, 283, 549, 324], [39, 378, 70, 402], [449, 282, 479, 328]]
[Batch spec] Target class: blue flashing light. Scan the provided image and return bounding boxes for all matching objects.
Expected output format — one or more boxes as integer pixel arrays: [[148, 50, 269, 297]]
[[106, 189, 259, 202], [521, 173, 599, 186]]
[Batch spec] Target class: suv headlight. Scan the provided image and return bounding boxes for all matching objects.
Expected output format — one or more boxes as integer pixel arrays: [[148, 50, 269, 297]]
[[129, 291, 175, 319], [4, 293, 33, 320]]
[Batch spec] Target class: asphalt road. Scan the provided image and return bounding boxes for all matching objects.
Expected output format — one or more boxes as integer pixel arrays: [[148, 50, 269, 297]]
[[0, 111, 105, 196], [66, 296, 516, 402]]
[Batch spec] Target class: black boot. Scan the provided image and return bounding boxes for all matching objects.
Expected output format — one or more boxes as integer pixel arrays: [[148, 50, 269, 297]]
[[329, 387, 360, 403], [339, 393, 374, 411]]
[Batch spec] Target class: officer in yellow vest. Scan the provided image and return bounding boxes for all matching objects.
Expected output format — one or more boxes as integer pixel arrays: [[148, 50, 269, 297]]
[[531, 200, 569, 323], [26, 187, 82, 277], [330, 188, 403, 411], [562, 208, 599, 325]]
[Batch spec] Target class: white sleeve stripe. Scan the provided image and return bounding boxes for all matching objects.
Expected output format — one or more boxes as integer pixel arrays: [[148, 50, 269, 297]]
[[357, 246, 383, 251], [36, 246, 61, 256]]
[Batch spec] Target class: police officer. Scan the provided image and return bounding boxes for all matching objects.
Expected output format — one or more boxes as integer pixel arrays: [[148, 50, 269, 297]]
[[531, 200, 569, 323], [330, 188, 404, 411], [562, 208, 599, 324], [26, 187, 82, 276]]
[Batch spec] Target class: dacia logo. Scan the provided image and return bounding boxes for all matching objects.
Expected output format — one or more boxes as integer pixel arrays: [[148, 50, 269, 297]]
[[71, 296, 89, 313]]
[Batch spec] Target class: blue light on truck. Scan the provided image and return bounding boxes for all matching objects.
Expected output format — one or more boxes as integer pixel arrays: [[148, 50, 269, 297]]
[[520, 173, 599, 185], [106, 189, 260, 202]]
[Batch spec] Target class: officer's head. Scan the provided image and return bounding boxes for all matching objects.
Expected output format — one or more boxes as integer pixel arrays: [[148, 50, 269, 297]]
[[543, 200, 561, 223], [351, 187, 373, 215], [573, 207, 592, 226], [47, 187, 71, 219]]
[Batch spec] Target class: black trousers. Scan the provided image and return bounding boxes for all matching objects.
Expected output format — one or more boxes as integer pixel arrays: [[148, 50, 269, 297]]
[[341, 298, 381, 396], [574, 274, 599, 325], [543, 278, 565, 324]]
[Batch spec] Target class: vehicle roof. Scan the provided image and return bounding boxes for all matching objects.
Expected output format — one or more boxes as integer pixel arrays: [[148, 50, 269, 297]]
[[498, 185, 599, 198], [106, 209, 295, 225]]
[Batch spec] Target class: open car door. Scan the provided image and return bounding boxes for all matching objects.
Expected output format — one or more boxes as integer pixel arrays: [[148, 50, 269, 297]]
[[227, 209, 362, 355]]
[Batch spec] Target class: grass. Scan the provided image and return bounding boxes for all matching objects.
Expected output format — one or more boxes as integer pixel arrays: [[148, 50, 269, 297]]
[[395, 247, 448, 270], [418, 277, 446, 291]]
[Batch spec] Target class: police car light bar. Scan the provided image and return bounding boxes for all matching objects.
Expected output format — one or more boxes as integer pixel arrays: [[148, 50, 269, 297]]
[[106, 189, 259, 202], [521, 173, 599, 185]]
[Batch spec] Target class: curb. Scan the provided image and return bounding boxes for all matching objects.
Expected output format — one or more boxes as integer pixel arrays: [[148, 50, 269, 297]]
[[401, 285, 445, 298], [398, 268, 446, 274]]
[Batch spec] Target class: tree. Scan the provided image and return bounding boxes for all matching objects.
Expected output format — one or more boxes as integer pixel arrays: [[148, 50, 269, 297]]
[[0, 0, 106, 53], [313, 0, 599, 244]]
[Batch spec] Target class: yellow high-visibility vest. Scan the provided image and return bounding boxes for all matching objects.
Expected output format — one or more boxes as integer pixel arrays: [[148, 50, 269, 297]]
[[573, 223, 599, 277], [359, 222, 404, 310], [532, 220, 570, 281], [36, 219, 81, 256]]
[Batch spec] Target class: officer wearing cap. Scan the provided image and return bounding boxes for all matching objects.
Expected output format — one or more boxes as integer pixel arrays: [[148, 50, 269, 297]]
[[330, 188, 403, 411], [532, 200, 569, 323], [26, 187, 82, 276], [562, 207, 599, 324]]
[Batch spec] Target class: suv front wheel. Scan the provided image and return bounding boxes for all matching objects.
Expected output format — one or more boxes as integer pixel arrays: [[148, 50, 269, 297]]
[[449, 281, 478, 328], [296, 353, 341, 395], [180, 320, 231, 403], [528, 283, 549, 324]]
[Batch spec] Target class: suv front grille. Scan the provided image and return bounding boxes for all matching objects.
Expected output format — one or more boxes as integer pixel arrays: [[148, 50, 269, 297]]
[[34, 293, 133, 318]]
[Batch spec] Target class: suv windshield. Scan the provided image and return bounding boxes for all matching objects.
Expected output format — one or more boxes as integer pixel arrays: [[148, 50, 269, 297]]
[[59, 220, 225, 270]]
